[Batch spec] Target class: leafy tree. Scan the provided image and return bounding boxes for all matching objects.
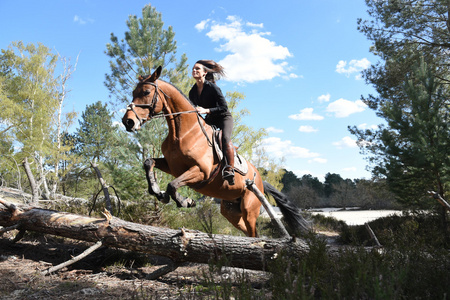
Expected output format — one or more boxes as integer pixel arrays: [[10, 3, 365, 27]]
[[324, 173, 344, 198], [329, 179, 356, 209], [280, 169, 300, 193], [352, 1, 450, 208], [0, 42, 76, 201], [353, 179, 399, 209], [300, 174, 324, 197], [287, 184, 319, 209]]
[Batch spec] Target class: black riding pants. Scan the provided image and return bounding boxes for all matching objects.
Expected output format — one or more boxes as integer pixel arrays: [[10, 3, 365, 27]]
[[206, 113, 233, 146]]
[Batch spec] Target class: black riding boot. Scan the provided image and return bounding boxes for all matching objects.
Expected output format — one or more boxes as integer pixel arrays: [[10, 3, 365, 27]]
[[223, 142, 235, 185]]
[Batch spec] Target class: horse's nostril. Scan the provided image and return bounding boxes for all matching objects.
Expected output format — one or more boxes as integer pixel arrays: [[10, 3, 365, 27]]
[[125, 119, 135, 131]]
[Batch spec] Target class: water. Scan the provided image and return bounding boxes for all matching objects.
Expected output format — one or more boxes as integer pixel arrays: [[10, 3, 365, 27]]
[[308, 208, 402, 225], [261, 207, 402, 226]]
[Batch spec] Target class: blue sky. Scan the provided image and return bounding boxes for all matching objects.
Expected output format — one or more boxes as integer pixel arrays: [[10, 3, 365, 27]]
[[0, 0, 381, 182]]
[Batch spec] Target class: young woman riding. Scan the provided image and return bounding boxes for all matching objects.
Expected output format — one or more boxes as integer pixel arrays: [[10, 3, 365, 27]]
[[188, 60, 235, 185]]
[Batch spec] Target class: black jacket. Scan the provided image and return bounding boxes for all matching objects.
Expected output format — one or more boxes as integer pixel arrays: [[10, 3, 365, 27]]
[[189, 81, 231, 119]]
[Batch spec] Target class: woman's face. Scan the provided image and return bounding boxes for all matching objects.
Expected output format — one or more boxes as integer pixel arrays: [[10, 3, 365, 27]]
[[192, 63, 207, 80]]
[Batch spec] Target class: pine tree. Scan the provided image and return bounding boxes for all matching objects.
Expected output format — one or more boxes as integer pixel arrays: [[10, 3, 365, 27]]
[[75, 101, 115, 163], [105, 4, 191, 107], [351, 1, 450, 207], [351, 58, 450, 207], [104, 5, 191, 199]]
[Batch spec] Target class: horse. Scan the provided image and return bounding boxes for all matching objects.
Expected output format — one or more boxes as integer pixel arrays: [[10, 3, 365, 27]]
[[122, 66, 310, 237]]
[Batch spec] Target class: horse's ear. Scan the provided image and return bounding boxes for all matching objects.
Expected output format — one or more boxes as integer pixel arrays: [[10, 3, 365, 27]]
[[149, 66, 162, 82]]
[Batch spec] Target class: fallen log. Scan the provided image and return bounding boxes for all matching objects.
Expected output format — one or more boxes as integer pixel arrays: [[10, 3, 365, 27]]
[[0, 199, 308, 272]]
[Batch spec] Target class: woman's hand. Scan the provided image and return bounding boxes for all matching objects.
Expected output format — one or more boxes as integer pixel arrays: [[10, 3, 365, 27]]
[[196, 106, 210, 114]]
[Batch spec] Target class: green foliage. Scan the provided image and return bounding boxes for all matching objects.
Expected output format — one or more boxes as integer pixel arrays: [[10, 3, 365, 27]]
[[105, 4, 191, 108], [341, 211, 448, 249], [75, 101, 115, 163], [0, 42, 59, 156], [263, 216, 449, 299], [280, 170, 399, 209], [0, 41, 78, 198], [351, 58, 450, 208], [227, 91, 267, 159], [353, 1, 450, 208]]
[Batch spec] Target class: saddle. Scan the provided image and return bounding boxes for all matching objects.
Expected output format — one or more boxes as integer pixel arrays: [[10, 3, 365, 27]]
[[212, 129, 248, 176]]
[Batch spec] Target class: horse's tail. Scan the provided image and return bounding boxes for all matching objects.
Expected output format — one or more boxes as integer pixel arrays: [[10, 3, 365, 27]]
[[262, 181, 311, 234]]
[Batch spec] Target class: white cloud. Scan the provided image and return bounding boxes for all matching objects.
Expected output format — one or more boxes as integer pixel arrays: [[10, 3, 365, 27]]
[[198, 15, 296, 82], [342, 167, 357, 172], [246, 21, 263, 28], [326, 98, 366, 118], [195, 19, 210, 31], [309, 157, 327, 164], [291, 169, 326, 182], [260, 137, 320, 159], [73, 15, 93, 25], [336, 58, 370, 79], [298, 125, 318, 133], [357, 123, 378, 130], [289, 108, 324, 121], [332, 136, 357, 149], [266, 126, 284, 133], [317, 93, 330, 103]]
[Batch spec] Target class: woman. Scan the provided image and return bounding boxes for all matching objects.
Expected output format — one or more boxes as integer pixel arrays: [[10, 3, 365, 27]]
[[189, 60, 235, 185]]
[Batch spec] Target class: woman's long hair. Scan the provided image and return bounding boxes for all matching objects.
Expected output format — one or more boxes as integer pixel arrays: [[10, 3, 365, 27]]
[[196, 60, 225, 83]]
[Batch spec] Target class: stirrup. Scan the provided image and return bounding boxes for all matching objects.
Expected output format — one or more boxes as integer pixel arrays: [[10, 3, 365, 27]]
[[222, 165, 235, 185]]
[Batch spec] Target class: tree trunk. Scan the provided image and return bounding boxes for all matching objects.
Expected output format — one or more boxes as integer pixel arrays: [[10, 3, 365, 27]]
[[22, 157, 39, 203], [0, 200, 309, 271]]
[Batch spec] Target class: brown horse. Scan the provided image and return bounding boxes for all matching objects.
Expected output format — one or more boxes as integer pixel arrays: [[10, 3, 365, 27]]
[[122, 66, 309, 237]]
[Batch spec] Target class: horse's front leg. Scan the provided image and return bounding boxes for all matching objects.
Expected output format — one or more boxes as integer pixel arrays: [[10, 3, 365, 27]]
[[144, 158, 170, 203]]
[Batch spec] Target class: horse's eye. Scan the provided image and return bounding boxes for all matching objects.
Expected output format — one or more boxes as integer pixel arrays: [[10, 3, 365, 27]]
[[143, 90, 151, 96]]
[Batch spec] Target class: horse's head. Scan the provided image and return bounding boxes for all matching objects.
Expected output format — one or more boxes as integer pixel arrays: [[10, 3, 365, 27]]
[[122, 66, 165, 132]]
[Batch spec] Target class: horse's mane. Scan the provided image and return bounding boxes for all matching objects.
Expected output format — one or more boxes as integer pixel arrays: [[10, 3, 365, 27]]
[[140, 75, 195, 107]]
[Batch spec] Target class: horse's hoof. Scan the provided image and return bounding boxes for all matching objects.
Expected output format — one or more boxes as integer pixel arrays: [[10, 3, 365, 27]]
[[182, 198, 196, 208], [157, 191, 170, 204], [144, 158, 154, 169], [187, 198, 196, 208]]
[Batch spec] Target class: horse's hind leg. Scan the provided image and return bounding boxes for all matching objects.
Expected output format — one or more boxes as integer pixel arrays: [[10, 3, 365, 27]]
[[240, 193, 262, 237], [220, 200, 248, 236]]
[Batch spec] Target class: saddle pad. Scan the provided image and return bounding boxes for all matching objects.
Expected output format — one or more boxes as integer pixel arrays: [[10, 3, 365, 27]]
[[213, 132, 249, 176]]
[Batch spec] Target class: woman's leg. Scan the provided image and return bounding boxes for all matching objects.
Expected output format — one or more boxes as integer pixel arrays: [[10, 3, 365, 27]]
[[221, 115, 235, 185]]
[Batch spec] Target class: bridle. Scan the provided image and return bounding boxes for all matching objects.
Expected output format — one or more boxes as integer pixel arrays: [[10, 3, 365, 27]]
[[126, 80, 197, 127]]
